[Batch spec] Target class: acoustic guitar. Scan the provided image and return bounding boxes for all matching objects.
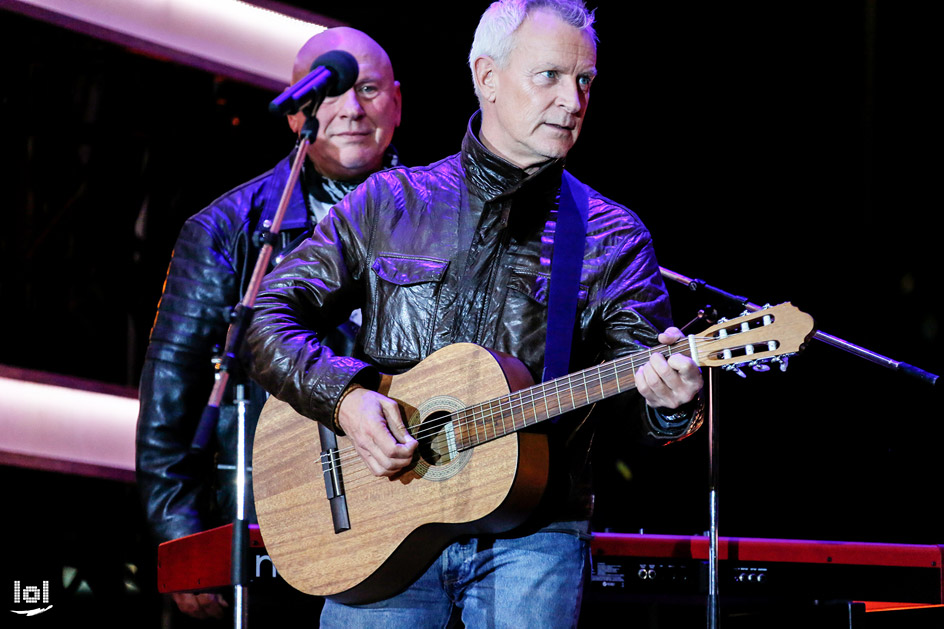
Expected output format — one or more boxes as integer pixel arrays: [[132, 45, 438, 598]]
[[252, 302, 815, 603]]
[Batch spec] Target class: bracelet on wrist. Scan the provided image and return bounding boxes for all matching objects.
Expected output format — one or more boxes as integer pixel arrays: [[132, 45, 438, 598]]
[[332, 383, 364, 435]]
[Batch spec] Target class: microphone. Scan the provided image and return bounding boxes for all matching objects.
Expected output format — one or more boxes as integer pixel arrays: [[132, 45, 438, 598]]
[[269, 50, 359, 115]]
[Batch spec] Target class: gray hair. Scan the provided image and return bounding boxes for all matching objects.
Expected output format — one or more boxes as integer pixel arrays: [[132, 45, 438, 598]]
[[468, 0, 597, 98]]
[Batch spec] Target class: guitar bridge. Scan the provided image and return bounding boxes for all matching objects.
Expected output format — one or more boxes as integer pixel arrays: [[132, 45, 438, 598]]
[[318, 423, 351, 534]]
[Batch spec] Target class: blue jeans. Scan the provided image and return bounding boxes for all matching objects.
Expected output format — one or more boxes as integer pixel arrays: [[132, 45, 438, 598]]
[[320, 529, 589, 628]]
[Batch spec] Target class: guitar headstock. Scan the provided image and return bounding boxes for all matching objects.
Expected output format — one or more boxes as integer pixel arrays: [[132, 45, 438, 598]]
[[695, 302, 815, 371]]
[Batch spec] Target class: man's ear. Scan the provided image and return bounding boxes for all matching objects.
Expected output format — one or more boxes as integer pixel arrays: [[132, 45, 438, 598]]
[[392, 80, 403, 127], [286, 111, 305, 135], [473, 56, 498, 103]]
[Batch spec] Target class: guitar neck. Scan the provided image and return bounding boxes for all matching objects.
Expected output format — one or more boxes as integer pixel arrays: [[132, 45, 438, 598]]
[[445, 302, 814, 453], [452, 341, 691, 451]]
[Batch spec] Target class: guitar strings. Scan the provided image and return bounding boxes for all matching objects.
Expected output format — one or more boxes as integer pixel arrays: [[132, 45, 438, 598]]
[[313, 335, 723, 490], [320, 337, 708, 479], [269, 305, 797, 493]]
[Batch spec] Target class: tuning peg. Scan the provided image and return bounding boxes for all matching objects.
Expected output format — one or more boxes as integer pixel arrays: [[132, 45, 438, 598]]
[[770, 355, 790, 372], [723, 364, 748, 378], [750, 360, 771, 373]]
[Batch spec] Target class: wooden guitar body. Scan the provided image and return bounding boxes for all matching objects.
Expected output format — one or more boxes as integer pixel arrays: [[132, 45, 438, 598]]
[[252, 303, 815, 603], [252, 343, 549, 603]]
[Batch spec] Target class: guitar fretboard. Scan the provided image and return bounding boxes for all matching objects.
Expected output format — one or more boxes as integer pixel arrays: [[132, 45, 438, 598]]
[[450, 342, 693, 451]]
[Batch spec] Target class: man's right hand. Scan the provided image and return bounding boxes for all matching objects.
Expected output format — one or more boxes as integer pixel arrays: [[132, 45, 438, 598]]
[[172, 592, 229, 620], [336, 387, 418, 476]]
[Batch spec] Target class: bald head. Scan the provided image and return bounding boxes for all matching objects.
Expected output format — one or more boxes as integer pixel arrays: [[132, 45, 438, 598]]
[[286, 27, 402, 181], [292, 27, 394, 85]]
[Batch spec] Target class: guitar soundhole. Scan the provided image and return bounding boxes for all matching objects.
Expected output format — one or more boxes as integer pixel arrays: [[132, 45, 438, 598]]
[[409, 396, 472, 481], [418, 411, 458, 466]]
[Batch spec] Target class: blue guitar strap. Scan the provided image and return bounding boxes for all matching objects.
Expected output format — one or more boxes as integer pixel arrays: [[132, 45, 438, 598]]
[[543, 170, 590, 382]]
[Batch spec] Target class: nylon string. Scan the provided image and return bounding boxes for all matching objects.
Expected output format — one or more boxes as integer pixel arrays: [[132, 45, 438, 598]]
[[314, 335, 721, 491]]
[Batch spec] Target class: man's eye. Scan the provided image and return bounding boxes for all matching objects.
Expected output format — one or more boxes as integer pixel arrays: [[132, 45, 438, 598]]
[[541, 70, 558, 80], [358, 84, 380, 97]]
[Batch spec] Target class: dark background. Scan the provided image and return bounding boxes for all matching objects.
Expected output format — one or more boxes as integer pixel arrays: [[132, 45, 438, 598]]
[[1, 0, 941, 625]]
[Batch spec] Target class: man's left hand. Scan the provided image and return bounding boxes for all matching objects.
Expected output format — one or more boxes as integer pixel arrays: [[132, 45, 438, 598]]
[[635, 327, 703, 411]]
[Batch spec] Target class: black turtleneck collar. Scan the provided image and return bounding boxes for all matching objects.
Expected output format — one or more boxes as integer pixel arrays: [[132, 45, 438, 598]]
[[461, 111, 565, 203]]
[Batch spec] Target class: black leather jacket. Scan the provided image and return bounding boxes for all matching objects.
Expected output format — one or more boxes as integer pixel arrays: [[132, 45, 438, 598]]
[[246, 115, 699, 524], [135, 150, 355, 544]]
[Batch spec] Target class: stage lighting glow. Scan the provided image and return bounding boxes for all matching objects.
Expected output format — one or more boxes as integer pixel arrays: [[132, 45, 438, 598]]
[[5, 0, 338, 89], [0, 373, 139, 480]]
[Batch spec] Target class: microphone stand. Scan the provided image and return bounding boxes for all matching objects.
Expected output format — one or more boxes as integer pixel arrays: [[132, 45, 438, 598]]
[[661, 267, 939, 386], [660, 266, 939, 629], [189, 112, 320, 629]]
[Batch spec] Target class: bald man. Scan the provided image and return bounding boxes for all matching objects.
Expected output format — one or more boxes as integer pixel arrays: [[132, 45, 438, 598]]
[[287, 28, 401, 183], [135, 28, 402, 623]]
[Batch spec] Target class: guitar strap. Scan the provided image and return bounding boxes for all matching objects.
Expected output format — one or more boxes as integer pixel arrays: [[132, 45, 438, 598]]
[[543, 170, 589, 382]]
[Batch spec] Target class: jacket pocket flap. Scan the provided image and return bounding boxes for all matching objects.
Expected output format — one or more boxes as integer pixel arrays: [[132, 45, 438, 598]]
[[372, 255, 449, 286]]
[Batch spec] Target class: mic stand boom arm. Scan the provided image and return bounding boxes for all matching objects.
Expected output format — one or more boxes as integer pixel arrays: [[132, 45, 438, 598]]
[[660, 266, 939, 386]]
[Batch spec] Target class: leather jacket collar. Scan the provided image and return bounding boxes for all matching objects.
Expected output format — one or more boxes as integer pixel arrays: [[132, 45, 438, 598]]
[[461, 111, 565, 204]]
